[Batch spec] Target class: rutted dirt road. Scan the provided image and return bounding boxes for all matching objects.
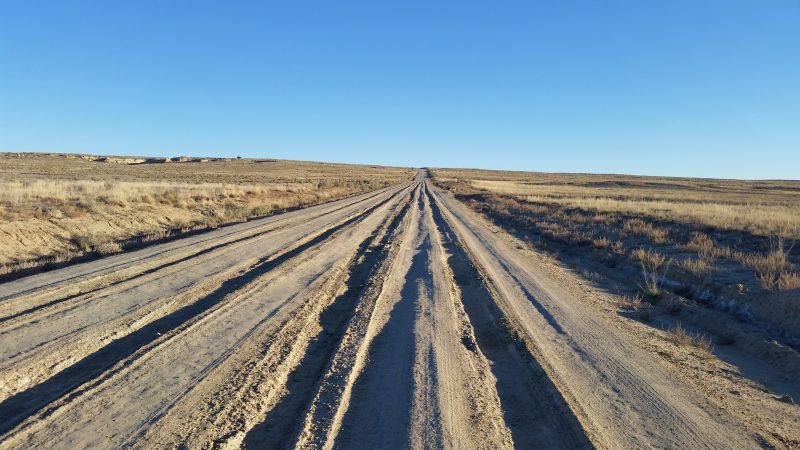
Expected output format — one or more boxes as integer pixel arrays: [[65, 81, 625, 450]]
[[0, 171, 782, 448]]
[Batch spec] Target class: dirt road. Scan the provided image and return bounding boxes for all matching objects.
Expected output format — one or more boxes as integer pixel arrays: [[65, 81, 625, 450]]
[[0, 172, 776, 448]]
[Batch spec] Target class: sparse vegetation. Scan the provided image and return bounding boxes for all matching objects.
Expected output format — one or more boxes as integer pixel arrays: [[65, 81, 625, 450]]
[[431, 168, 800, 341], [735, 237, 799, 291], [775, 271, 800, 291], [618, 293, 654, 322], [678, 257, 711, 276], [459, 176, 800, 238], [685, 232, 723, 260], [0, 153, 413, 275], [667, 323, 713, 354], [624, 219, 669, 244], [632, 248, 672, 299], [592, 236, 611, 249]]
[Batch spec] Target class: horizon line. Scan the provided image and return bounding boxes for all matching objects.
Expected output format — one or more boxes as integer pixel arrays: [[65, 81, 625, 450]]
[[2, 150, 797, 182]]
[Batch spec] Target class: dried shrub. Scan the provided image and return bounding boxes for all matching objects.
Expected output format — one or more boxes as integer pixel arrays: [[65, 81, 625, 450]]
[[737, 237, 798, 291], [250, 205, 273, 217], [143, 229, 171, 242], [95, 241, 122, 255], [139, 194, 155, 204], [632, 248, 672, 299], [679, 257, 711, 276], [632, 247, 668, 269], [668, 323, 714, 354], [593, 237, 611, 249], [618, 293, 645, 310], [684, 232, 728, 260], [616, 293, 654, 321], [775, 271, 800, 291], [624, 218, 669, 244]]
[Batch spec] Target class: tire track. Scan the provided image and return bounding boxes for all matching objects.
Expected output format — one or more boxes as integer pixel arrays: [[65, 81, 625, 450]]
[[0, 186, 396, 321], [427, 184, 592, 449], [129, 186, 416, 449], [0, 186, 402, 402], [0, 184, 411, 446], [234, 185, 416, 450], [428, 180, 755, 448], [299, 187, 429, 449], [0, 186, 394, 307], [303, 183, 513, 449]]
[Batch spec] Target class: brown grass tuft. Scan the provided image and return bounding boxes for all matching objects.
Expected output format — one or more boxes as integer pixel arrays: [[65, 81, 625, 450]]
[[737, 237, 798, 291], [775, 271, 800, 291], [668, 323, 714, 354], [684, 232, 729, 260], [95, 241, 123, 255], [593, 237, 611, 249], [632, 248, 672, 299], [679, 257, 711, 276], [623, 218, 670, 244]]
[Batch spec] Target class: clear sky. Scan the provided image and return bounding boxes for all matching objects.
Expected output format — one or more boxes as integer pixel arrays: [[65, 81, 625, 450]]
[[1, 1, 798, 179]]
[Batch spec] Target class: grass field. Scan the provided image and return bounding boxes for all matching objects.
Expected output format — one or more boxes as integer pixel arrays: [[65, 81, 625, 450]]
[[431, 168, 800, 340], [0, 153, 413, 275]]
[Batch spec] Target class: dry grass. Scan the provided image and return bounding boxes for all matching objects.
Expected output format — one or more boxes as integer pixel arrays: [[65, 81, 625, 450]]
[[735, 237, 799, 291], [632, 248, 672, 299], [617, 293, 654, 322], [685, 232, 727, 260], [431, 167, 800, 339], [440, 172, 800, 238], [435, 168, 800, 288], [679, 257, 711, 276], [592, 237, 611, 249], [774, 271, 800, 291], [624, 218, 669, 244], [0, 153, 413, 273], [667, 323, 714, 354], [631, 247, 668, 269], [526, 196, 797, 239]]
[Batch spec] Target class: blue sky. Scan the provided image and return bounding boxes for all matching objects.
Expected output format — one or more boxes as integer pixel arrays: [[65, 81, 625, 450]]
[[1, 1, 798, 179]]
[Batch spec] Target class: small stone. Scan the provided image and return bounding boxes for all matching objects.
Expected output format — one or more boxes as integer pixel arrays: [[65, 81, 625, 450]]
[[775, 394, 794, 404]]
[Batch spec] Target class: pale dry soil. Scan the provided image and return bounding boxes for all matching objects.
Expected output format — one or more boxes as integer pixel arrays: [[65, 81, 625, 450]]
[[0, 171, 796, 449]]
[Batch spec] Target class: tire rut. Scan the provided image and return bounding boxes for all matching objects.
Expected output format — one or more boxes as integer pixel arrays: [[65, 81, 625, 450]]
[[427, 183, 593, 449], [0, 187, 402, 403], [0, 186, 396, 321], [239, 184, 417, 450], [428, 181, 754, 448], [278, 184, 429, 450], [0, 185, 404, 441], [121, 184, 416, 449], [313, 183, 513, 449], [0, 186, 395, 308]]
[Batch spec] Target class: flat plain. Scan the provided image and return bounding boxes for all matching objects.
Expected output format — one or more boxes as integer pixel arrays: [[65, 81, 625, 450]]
[[0, 155, 797, 449], [0, 153, 412, 277]]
